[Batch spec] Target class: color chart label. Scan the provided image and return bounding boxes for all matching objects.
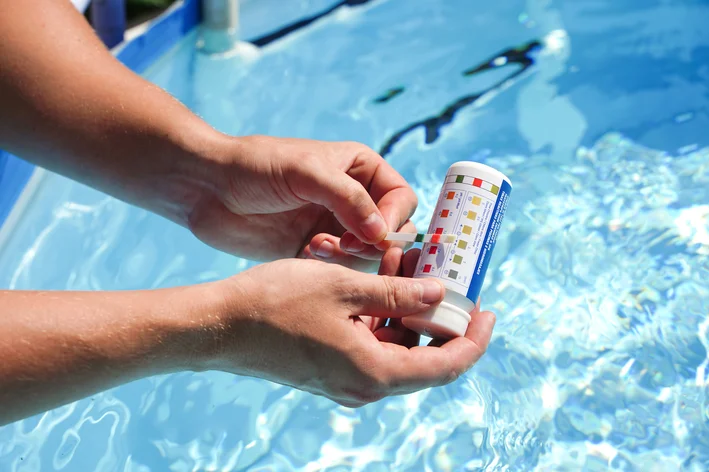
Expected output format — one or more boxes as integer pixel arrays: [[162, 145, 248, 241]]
[[414, 172, 511, 301]]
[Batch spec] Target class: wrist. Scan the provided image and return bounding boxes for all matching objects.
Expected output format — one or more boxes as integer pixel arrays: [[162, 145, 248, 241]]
[[141, 126, 233, 227], [157, 278, 248, 373]]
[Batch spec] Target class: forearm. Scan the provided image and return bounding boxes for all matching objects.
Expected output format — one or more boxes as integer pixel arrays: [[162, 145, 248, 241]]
[[0, 285, 223, 426], [0, 0, 227, 225]]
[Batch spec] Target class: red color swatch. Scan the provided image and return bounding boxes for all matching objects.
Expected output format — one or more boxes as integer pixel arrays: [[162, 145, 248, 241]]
[[435, 228, 444, 234], [441, 209, 450, 218], [429, 246, 438, 255], [473, 178, 483, 187], [423, 264, 432, 273]]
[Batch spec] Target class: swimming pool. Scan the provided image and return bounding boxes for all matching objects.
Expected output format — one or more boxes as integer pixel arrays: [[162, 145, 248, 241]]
[[1, 0, 708, 469]]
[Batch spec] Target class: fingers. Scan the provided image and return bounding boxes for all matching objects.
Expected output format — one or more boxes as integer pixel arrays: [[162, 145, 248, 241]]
[[373, 321, 420, 348], [377, 246, 404, 276], [304, 144, 417, 254], [309, 233, 383, 262], [304, 234, 381, 272], [345, 271, 444, 318], [372, 247, 421, 346], [339, 220, 416, 256], [369, 308, 496, 395], [292, 162, 389, 245], [345, 148, 418, 247], [401, 247, 421, 278]]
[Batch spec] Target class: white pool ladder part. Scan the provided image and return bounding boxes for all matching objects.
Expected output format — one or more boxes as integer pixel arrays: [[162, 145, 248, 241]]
[[200, 0, 240, 54], [72, 0, 91, 12]]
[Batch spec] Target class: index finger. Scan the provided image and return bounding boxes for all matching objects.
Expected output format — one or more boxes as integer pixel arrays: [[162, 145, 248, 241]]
[[346, 148, 418, 246], [372, 308, 496, 395]]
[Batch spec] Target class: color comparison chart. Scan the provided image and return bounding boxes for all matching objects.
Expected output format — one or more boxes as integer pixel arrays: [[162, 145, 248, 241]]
[[414, 173, 500, 296]]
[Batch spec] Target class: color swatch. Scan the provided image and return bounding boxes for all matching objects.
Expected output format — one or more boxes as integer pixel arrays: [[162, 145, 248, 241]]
[[446, 174, 503, 198], [415, 171, 504, 290]]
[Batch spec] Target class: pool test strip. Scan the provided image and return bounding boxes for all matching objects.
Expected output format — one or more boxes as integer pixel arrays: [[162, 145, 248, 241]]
[[385, 232, 457, 244], [402, 161, 512, 339]]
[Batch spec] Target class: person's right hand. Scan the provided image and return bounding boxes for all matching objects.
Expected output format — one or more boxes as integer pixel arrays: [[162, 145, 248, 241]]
[[198, 250, 496, 407]]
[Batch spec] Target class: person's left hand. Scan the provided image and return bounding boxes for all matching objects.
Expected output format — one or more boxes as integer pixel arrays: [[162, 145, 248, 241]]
[[187, 135, 417, 269]]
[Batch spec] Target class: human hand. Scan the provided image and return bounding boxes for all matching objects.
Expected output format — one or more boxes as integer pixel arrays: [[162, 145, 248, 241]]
[[187, 136, 417, 270], [198, 250, 496, 407]]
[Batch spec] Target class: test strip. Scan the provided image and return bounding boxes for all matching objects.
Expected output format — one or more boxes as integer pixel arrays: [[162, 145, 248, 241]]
[[385, 232, 457, 244]]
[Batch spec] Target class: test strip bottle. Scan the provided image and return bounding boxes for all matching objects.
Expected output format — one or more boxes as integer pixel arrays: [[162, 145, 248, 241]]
[[402, 161, 512, 339]]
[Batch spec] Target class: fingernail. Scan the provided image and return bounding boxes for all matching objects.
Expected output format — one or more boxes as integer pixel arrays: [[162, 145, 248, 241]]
[[341, 236, 366, 253], [314, 240, 335, 258], [360, 212, 387, 241], [419, 280, 444, 304]]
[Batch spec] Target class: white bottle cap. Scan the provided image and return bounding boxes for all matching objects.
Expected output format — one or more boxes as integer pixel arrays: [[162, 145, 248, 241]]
[[402, 301, 471, 340]]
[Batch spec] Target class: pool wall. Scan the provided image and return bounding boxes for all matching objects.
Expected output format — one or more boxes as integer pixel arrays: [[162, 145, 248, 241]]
[[0, 0, 350, 231]]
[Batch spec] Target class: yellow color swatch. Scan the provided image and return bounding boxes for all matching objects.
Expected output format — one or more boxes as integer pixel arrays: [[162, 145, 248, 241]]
[[462, 225, 472, 235], [467, 211, 477, 221], [472, 196, 482, 205], [458, 240, 468, 250]]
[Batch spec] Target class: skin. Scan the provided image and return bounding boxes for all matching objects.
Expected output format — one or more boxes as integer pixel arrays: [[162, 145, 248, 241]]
[[0, 249, 496, 426], [0, 0, 498, 426]]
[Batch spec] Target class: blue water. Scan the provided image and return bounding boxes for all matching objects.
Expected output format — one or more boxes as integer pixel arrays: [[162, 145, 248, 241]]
[[2, 0, 709, 470]]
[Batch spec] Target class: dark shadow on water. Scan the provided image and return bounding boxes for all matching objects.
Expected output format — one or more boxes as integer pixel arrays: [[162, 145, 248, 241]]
[[377, 40, 542, 157]]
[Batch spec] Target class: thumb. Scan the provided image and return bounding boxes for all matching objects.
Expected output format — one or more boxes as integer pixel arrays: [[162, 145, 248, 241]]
[[346, 273, 445, 318], [292, 166, 388, 244]]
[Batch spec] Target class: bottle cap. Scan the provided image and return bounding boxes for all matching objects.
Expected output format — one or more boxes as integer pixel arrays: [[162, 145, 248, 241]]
[[402, 301, 471, 340]]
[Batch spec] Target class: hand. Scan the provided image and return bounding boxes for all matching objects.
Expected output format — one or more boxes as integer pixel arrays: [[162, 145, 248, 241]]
[[187, 136, 418, 269], [200, 249, 496, 407]]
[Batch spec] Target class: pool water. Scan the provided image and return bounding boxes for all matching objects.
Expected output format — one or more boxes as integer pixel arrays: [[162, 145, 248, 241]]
[[2, 0, 709, 470]]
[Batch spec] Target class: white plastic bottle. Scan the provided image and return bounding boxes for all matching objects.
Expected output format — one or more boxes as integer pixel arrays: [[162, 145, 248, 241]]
[[402, 161, 512, 339]]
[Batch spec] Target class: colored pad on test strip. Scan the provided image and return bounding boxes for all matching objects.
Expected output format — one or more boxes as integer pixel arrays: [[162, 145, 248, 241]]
[[386, 232, 456, 244], [431, 234, 441, 243], [446, 191, 455, 200]]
